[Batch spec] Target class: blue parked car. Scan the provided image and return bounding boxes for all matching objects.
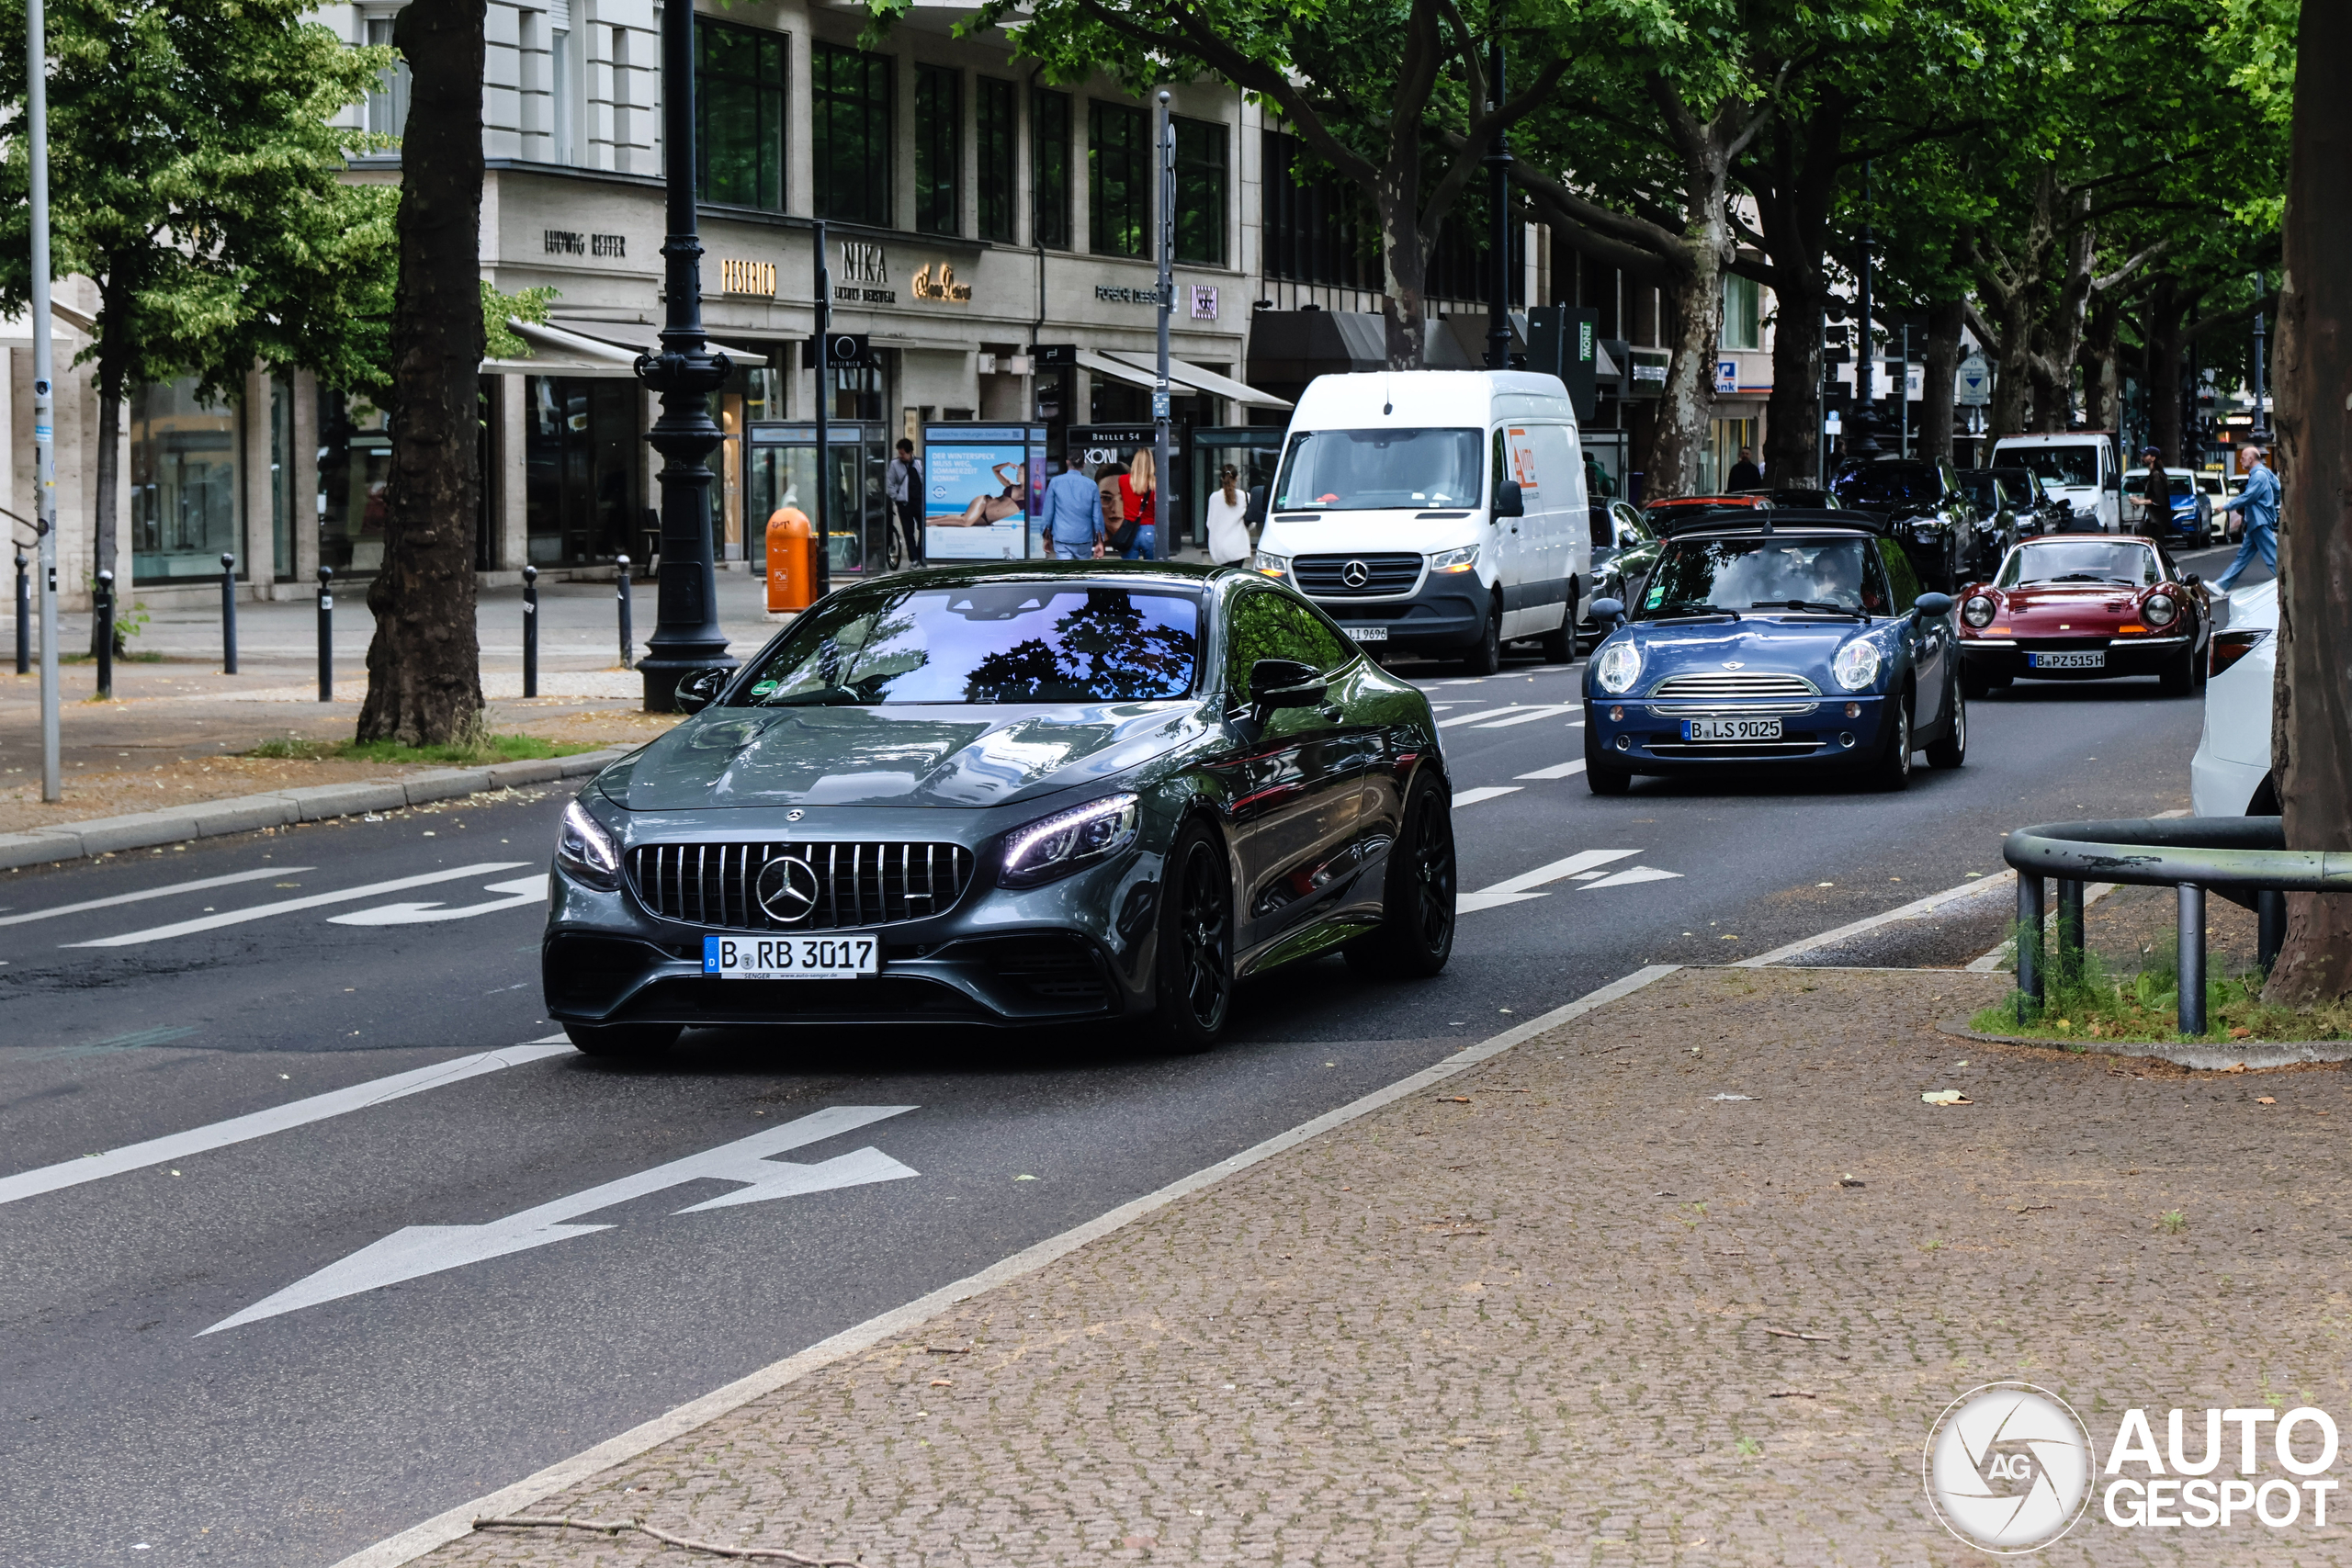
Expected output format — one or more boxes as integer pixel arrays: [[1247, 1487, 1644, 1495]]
[[1582, 509, 1962, 794]]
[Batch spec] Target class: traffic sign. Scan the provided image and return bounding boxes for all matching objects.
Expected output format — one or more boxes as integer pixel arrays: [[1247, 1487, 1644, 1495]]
[[1957, 352, 1991, 407]]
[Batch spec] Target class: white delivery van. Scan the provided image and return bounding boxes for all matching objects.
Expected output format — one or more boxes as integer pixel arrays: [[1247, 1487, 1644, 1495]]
[[1250, 371, 1588, 673], [1989, 431, 2123, 532]]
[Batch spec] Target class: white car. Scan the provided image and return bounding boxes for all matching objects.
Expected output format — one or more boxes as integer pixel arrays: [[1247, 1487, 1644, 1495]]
[[2189, 580, 2277, 816]]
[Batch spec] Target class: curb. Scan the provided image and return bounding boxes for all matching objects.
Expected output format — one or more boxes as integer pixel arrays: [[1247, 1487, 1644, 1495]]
[[1937, 1017, 2352, 1072], [0, 748, 629, 872]]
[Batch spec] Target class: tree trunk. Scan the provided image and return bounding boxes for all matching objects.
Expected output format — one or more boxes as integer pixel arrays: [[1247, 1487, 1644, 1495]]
[[1378, 184, 1429, 370], [2078, 298, 2119, 434], [1917, 299, 1964, 464], [358, 0, 487, 746], [1984, 295, 2036, 437], [1761, 292, 1822, 485], [87, 262, 134, 660], [2143, 279, 2184, 466], [2263, 0, 2352, 1006]]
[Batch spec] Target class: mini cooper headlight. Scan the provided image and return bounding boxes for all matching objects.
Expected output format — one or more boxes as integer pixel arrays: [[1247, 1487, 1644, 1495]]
[[555, 800, 621, 890], [1000, 793, 1141, 888], [1962, 593, 1997, 628], [1429, 545, 1479, 574], [1832, 638, 1883, 692], [1593, 640, 1643, 694], [2143, 592, 2178, 626], [1251, 550, 1290, 580]]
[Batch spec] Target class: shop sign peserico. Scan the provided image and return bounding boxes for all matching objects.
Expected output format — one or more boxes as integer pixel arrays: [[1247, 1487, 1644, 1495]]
[[718, 258, 777, 299], [912, 263, 973, 303]]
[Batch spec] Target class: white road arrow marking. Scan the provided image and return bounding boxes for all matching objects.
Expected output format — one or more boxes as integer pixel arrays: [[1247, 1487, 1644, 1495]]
[[1582, 864, 1683, 889], [327, 874, 548, 926], [0, 865, 317, 929], [200, 1105, 919, 1335], [64, 863, 531, 947], [1459, 849, 1640, 913]]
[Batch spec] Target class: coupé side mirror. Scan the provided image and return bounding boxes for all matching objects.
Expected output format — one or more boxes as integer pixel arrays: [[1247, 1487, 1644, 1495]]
[[674, 666, 731, 714], [1247, 657, 1327, 723], [1913, 592, 1954, 623], [1245, 483, 1268, 526], [1493, 479, 1525, 519]]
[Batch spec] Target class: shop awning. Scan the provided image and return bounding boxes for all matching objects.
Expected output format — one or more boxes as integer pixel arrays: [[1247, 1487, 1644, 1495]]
[[481, 319, 644, 378], [1079, 349, 1293, 411], [548, 318, 778, 363]]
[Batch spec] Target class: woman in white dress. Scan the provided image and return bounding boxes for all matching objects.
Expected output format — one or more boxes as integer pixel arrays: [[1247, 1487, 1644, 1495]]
[[1205, 464, 1253, 564]]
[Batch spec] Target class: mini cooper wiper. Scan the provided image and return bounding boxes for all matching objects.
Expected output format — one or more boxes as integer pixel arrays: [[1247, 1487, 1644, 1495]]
[[1747, 599, 1860, 616], [761, 685, 863, 706], [1649, 602, 1740, 621]]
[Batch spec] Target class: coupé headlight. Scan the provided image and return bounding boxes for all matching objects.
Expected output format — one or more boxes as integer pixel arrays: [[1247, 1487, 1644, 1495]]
[[1429, 545, 1479, 574], [555, 800, 621, 890], [1000, 793, 1141, 887], [1962, 594, 1997, 628], [1832, 638, 1883, 692], [1593, 640, 1643, 694], [2143, 592, 2178, 626], [1251, 550, 1290, 580]]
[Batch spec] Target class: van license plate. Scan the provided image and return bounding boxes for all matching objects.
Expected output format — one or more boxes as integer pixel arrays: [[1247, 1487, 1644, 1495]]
[[1341, 625, 1388, 642], [1683, 716, 1782, 742], [2029, 650, 2104, 669], [703, 934, 878, 979]]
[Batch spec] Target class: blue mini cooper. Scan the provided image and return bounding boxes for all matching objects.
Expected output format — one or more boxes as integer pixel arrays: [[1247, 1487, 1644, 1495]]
[[1582, 510, 1962, 793]]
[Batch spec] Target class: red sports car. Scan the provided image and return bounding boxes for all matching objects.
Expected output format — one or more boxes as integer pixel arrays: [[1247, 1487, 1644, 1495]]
[[1955, 535, 2211, 697]]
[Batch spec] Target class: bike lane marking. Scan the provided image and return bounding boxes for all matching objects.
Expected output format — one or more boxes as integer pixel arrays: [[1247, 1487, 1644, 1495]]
[[62, 863, 531, 947], [0, 865, 317, 929]]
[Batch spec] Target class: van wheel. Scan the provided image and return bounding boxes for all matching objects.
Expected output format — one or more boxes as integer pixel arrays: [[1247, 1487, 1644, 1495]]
[[1461, 604, 1503, 675], [1538, 584, 1577, 661]]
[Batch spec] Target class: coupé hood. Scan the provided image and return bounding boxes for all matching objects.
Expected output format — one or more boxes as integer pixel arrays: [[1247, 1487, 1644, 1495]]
[[613, 701, 1204, 812]]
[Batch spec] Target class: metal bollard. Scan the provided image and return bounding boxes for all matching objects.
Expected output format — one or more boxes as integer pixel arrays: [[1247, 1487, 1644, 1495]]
[[13, 549, 27, 675], [2177, 883, 2207, 1036], [523, 564, 539, 698], [2054, 877, 2085, 989], [2015, 872, 2044, 1022], [95, 569, 114, 699], [220, 552, 238, 674], [317, 566, 334, 703], [616, 554, 634, 671], [2257, 889, 2286, 975]]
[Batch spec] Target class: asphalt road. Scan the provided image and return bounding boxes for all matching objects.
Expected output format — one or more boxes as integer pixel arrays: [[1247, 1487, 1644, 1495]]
[[0, 574, 2237, 1568]]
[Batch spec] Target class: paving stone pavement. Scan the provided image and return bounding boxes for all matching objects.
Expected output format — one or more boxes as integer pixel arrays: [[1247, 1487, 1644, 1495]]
[[418, 965, 2352, 1567]]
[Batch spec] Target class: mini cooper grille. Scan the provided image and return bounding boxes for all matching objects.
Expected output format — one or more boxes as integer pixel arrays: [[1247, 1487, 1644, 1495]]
[[628, 841, 975, 931], [1293, 553, 1424, 597], [1647, 671, 1819, 700]]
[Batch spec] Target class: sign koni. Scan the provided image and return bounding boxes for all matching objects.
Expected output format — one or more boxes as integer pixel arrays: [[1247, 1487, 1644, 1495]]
[[911, 263, 972, 303]]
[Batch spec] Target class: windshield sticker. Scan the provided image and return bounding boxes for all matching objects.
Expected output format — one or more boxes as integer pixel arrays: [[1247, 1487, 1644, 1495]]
[[1645, 585, 1666, 607]]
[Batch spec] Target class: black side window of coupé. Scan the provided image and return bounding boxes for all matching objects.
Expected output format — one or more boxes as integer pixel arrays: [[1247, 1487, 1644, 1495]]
[[1223, 591, 1353, 705]]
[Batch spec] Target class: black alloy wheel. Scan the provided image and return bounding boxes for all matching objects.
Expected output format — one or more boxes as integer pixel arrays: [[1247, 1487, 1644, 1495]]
[[1346, 773, 1456, 976], [1155, 822, 1235, 1052], [565, 1021, 683, 1058], [1462, 602, 1503, 675], [1871, 696, 1914, 792]]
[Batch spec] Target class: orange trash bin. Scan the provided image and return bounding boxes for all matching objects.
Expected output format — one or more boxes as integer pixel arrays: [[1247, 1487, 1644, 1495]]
[[765, 507, 815, 613]]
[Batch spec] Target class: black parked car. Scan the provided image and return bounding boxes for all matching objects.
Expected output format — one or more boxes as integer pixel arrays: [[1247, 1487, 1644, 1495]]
[[1580, 499, 1658, 650], [1830, 458, 1973, 592], [543, 562, 1459, 1056], [1953, 468, 2029, 577], [1982, 466, 2074, 539]]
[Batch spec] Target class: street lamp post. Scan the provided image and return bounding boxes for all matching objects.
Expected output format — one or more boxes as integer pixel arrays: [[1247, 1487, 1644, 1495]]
[[27, 0, 60, 801], [1484, 36, 1513, 371], [1155, 90, 1173, 557], [633, 0, 736, 711], [1849, 160, 1883, 460], [2248, 269, 2271, 446]]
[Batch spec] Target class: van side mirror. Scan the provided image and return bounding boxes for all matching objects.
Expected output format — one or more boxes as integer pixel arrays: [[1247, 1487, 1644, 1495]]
[[674, 666, 731, 714], [1245, 483, 1268, 525], [1913, 592, 1954, 622], [1493, 479, 1525, 519]]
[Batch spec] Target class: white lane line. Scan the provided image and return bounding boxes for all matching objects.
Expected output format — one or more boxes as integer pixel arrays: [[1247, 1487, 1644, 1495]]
[[0, 866, 318, 929], [327, 964, 1684, 1568], [328, 874, 548, 927], [0, 1039, 574, 1207], [1462, 703, 1581, 729], [1459, 848, 1639, 911], [1516, 759, 1588, 780], [1450, 786, 1523, 808], [1435, 707, 1501, 728], [62, 863, 533, 948]]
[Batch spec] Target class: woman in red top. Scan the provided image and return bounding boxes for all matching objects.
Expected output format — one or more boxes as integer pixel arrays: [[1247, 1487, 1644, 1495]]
[[1115, 450, 1158, 560]]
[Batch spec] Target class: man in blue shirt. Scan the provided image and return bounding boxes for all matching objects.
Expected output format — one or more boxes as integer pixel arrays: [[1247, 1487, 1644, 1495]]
[[1038, 460, 1105, 559], [2214, 449, 2280, 592]]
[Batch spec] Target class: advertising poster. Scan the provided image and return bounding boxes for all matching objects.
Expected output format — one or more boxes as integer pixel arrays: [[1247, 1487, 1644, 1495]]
[[924, 443, 1032, 560]]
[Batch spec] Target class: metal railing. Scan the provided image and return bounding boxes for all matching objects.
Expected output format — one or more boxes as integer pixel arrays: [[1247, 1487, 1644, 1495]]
[[2001, 817, 2352, 1034]]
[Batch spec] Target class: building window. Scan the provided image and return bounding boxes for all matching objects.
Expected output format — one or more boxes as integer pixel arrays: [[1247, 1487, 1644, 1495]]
[[977, 77, 1016, 243], [551, 26, 576, 164], [914, 64, 961, 235], [1721, 272, 1761, 350], [130, 378, 242, 585], [1261, 129, 1373, 288], [317, 388, 392, 578], [525, 378, 647, 567], [813, 43, 892, 226], [1173, 117, 1226, 266], [697, 20, 786, 209], [1089, 100, 1148, 258], [364, 17, 410, 141], [1034, 87, 1071, 250]]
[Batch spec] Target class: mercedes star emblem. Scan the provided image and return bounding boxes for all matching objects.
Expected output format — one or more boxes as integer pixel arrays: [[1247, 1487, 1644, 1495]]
[[755, 856, 822, 925], [1340, 559, 1371, 588]]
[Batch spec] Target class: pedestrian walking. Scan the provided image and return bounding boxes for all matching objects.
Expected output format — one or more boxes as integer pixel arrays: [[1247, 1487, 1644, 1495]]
[[1039, 458, 1105, 560], [1725, 446, 1763, 491], [885, 439, 925, 567], [2132, 445, 2172, 536], [2212, 447, 2280, 592], [1114, 449, 1158, 560], [1205, 465, 1253, 565]]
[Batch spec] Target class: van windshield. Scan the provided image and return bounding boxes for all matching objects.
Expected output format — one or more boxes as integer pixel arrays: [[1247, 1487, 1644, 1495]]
[[1998, 445, 2102, 490], [1272, 428, 1483, 510]]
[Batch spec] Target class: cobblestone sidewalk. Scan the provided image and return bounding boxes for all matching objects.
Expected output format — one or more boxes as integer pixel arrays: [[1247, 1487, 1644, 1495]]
[[415, 965, 2352, 1567]]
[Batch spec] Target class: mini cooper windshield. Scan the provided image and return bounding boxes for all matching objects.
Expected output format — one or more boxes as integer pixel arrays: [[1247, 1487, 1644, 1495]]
[[1998, 541, 2160, 587], [1639, 537, 1889, 618], [740, 582, 1204, 705]]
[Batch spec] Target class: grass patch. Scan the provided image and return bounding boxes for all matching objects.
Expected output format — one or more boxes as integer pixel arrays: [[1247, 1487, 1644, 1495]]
[[243, 732, 602, 767], [58, 649, 168, 664], [1971, 922, 2352, 1045]]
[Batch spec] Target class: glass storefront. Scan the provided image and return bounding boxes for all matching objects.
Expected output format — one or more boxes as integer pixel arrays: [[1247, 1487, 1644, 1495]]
[[1187, 426, 1283, 552], [707, 351, 786, 559], [526, 376, 648, 566], [318, 388, 391, 576], [130, 378, 241, 583], [746, 422, 888, 574]]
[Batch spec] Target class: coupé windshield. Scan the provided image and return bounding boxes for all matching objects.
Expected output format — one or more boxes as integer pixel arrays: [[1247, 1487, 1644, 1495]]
[[1998, 542, 2161, 587], [738, 583, 1202, 705], [1272, 428, 1482, 510], [1639, 537, 1887, 617]]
